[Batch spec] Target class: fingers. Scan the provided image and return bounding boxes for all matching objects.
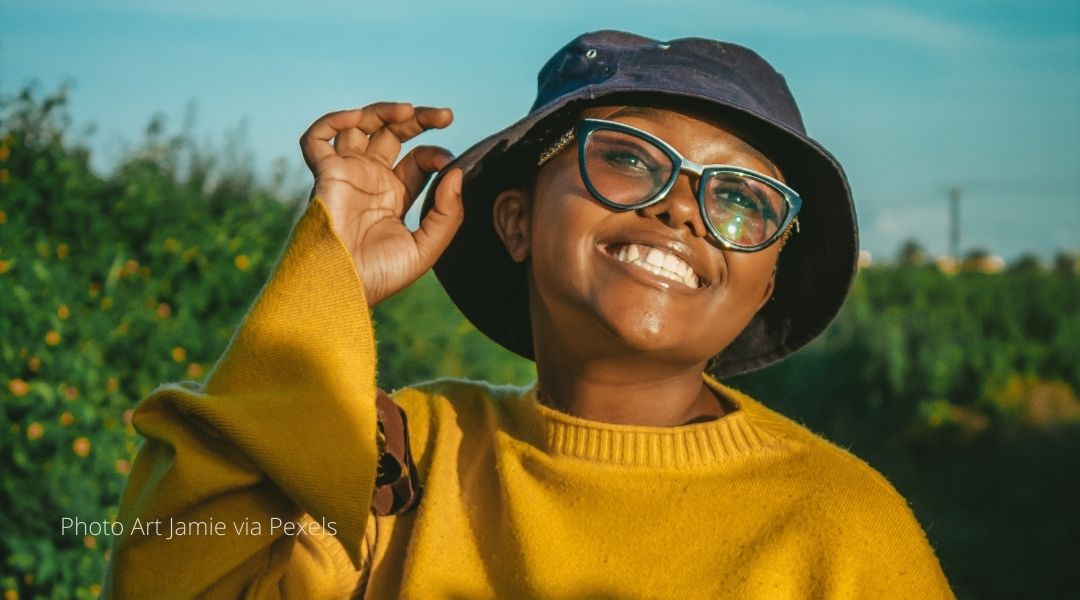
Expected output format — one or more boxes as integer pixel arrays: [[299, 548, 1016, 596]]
[[413, 168, 464, 268], [300, 102, 413, 168], [393, 145, 455, 202], [333, 127, 368, 157], [367, 107, 453, 166], [302, 104, 454, 171]]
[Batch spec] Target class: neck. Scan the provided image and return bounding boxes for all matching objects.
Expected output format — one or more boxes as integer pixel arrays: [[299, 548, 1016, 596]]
[[533, 349, 728, 427]]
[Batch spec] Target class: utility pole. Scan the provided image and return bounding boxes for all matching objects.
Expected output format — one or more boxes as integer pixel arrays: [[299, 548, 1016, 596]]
[[947, 186, 961, 259]]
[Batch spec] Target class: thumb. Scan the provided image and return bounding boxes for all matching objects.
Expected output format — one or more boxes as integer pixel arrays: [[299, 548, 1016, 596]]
[[413, 168, 464, 268]]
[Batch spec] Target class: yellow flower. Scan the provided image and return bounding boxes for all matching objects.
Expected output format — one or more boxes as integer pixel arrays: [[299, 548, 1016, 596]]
[[187, 362, 204, 378], [0, 210, 6, 224], [156, 302, 172, 318], [88, 281, 101, 298], [89, 584, 102, 596], [100, 297, 113, 310], [73, 436, 92, 457], [0, 169, 8, 184], [27, 357, 41, 372], [0, 145, 9, 161], [115, 459, 131, 475], [59, 411, 75, 426], [171, 347, 187, 362], [56, 243, 69, 259], [57, 304, 70, 319], [116, 321, 129, 335], [181, 247, 198, 263], [106, 377, 120, 393], [234, 254, 251, 271], [27, 422, 44, 440], [83, 534, 97, 549], [123, 259, 139, 275], [45, 330, 61, 346], [163, 238, 179, 253], [8, 378, 29, 397], [5, 588, 18, 600], [0, 259, 10, 274]]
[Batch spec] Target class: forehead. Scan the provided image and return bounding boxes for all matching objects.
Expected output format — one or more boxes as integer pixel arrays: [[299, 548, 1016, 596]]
[[580, 104, 782, 179]]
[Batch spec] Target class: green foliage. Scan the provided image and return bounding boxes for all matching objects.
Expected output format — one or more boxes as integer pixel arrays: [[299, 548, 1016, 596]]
[[730, 265, 1080, 445], [1, 86, 1076, 598], [372, 273, 535, 390], [0, 86, 301, 598]]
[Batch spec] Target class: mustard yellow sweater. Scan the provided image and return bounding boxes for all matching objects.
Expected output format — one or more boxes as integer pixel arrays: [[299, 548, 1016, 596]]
[[103, 198, 954, 599]]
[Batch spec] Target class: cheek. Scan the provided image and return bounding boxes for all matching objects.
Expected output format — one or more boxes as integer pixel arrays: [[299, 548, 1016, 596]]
[[528, 193, 605, 284], [712, 251, 778, 318]]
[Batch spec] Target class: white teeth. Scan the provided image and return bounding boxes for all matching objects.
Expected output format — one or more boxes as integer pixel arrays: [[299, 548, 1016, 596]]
[[663, 253, 682, 275], [608, 243, 701, 288], [645, 248, 665, 268]]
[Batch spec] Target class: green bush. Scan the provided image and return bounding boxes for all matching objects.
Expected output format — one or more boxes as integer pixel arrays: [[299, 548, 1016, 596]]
[[0, 86, 301, 598]]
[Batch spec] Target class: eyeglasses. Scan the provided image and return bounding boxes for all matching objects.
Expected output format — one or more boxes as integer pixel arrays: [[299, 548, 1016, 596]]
[[538, 118, 802, 251]]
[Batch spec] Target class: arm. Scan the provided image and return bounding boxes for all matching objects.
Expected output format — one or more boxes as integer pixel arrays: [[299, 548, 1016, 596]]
[[104, 102, 463, 598], [104, 198, 377, 598]]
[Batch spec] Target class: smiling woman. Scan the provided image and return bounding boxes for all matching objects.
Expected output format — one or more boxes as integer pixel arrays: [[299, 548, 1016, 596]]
[[103, 30, 955, 598], [499, 106, 792, 424]]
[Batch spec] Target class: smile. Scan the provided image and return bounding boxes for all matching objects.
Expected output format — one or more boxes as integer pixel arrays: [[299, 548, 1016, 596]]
[[602, 243, 703, 289]]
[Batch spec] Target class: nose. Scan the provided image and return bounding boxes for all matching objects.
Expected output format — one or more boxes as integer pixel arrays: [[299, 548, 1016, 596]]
[[637, 172, 708, 238]]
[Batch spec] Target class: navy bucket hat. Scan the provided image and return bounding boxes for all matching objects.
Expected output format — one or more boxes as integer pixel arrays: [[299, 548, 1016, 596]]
[[420, 30, 858, 378]]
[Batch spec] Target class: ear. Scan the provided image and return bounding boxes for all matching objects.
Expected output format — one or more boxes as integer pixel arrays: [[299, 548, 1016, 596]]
[[755, 267, 777, 313], [493, 188, 532, 263]]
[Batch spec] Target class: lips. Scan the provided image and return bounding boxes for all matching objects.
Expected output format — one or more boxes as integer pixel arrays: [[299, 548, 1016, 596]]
[[600, 242, 705, 289]]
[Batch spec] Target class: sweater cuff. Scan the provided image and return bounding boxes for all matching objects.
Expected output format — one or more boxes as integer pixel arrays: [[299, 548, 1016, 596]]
[[191, 196, 378, 569]]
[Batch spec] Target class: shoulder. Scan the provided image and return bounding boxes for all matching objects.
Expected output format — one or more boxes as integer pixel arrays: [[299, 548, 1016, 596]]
[[382, 378, 532, 459], [389, 377, 528, 419], [716, 380, 954, 596], [717, 380, 917, 512]]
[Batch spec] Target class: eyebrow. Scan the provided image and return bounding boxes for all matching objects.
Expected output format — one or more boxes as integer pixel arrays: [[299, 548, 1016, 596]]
[[600, 106, 782, 178]]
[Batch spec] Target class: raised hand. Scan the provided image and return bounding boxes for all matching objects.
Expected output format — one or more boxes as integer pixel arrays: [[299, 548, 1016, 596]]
[[299, 102, 464, 307]]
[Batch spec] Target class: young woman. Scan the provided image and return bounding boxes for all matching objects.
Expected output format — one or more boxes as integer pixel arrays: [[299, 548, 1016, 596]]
[[104, 31, 954, 598]]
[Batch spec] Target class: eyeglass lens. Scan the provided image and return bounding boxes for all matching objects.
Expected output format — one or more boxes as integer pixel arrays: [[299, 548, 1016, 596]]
[[582, 128, 790, 248]]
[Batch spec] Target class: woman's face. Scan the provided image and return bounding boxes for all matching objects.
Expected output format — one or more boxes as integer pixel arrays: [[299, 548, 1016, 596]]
[[498, 105, 785, 369]]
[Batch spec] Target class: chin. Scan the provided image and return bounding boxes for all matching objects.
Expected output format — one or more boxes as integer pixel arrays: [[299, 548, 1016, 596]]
[[595, 310, 707, 360]]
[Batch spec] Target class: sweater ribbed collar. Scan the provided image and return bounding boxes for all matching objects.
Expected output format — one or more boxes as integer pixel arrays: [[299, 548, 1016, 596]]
[[520, 374, 786, 468]]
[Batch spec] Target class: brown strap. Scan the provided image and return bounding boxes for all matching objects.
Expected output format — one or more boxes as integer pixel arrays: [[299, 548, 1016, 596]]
[[372, 389, 422, 516]]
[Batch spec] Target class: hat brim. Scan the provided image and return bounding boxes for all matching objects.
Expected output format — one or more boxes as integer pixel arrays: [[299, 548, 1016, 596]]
[[421, 86, 857, 378]]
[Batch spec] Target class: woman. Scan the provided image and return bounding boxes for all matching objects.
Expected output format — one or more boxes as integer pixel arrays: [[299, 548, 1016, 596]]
[[104, 31, 953, 598]]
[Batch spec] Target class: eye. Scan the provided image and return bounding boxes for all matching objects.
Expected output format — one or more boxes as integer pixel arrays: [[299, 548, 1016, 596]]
[[585, 130, 667, 180], [703, 173, 789, 246], [711, 187, 779, 224], [601, 148, 658, 173]]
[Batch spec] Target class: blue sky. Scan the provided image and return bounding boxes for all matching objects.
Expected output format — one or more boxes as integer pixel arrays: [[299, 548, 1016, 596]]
[[2, 0, 1078, 262]]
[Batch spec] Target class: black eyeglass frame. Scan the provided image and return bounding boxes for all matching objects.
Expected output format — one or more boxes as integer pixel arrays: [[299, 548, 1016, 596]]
[[572, 118, 803, 252]]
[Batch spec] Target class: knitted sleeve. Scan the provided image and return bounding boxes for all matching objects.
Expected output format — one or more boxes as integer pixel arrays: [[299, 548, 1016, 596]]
[[103, 197, 384, 598]]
